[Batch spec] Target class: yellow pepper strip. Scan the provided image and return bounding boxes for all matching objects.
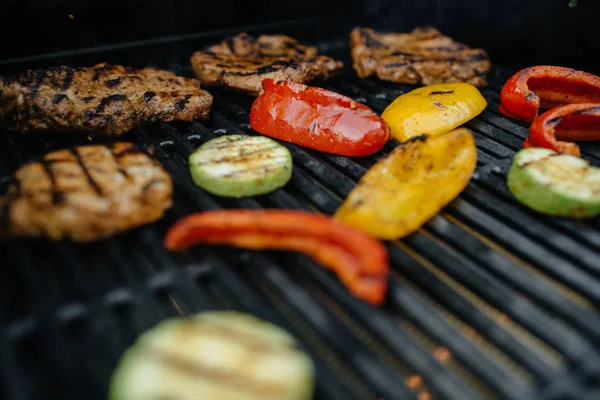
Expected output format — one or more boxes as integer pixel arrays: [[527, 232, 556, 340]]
[[381, 83, 487, 142], [334, 128, 477, 240]]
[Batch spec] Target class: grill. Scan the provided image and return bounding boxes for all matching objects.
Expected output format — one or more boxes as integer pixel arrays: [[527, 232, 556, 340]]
[[1, 19, 600, 400]]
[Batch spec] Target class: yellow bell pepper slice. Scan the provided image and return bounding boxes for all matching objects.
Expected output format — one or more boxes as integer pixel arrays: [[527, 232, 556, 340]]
[[381, 83, 487, 142], [334, 128, 477, 240]]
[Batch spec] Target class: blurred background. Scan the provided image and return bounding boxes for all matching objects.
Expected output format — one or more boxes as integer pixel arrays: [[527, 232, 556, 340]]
[[1, 0, 599, 72]]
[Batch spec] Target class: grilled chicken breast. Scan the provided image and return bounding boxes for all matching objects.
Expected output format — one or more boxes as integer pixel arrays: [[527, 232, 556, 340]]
[[0, 142, 172, 242], [351, 27, 490, 87], [0, 64, 213, 136], [190, 32, 343, 96]]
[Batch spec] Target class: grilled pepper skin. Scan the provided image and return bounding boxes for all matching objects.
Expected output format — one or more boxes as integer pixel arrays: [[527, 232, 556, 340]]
[[380, 83, 487, 142], [523, 103, 600, 157], [499, 66, 600, 123], [164, 209, 389, 305], [249, 79, 391, 157], [334, 128, 477, 240]]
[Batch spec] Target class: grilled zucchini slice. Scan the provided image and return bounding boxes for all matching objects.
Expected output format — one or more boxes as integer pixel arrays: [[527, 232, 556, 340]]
[[109, 311, 315, 400], [189, 135, 293, 198], [507, 148, 600, 218]]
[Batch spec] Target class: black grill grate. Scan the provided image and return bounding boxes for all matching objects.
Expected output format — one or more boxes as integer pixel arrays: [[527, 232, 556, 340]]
[[1, 22, 600, 400]]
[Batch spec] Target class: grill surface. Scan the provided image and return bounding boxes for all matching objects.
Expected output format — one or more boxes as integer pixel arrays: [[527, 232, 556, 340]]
[[1, 21, 600, 400]]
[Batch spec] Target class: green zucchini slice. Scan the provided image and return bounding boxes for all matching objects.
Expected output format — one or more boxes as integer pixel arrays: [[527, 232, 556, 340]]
[[109, 311, 315, 400], [189, 135, 292, 198], [507, 148, 600, 218]]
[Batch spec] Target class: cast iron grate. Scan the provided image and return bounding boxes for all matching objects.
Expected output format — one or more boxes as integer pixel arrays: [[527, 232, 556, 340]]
[[1, 21, 600, 400]]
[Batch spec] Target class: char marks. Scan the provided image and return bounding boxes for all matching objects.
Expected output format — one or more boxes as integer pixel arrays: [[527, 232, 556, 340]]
[[70, 147, 103, 196], [0, 142, 173, 242], [0, 63, 213, 136], [572, 105, 600, 115], [143, 91, 156, 103], [105, 77, 122, 88], [40, 157, 62, 204], [190, 32, 342, 96], [61, 67, 75, 90], [52, 94, 68, 104], [350, 26, 490, 87]]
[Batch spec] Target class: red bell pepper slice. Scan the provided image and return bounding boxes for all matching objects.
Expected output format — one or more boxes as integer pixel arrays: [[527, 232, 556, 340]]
[[163, 209, 389, 305], [523, 103, 600, 157], [249, 79, 391, 157], [499, 66, 600, 122]]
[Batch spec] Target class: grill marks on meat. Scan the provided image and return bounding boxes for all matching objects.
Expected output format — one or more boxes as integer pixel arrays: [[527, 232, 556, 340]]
[[190, 32, 343, 96], [0, 64, 213, 136], [0, 142, 173, 242], [350, 27, 491, 87]]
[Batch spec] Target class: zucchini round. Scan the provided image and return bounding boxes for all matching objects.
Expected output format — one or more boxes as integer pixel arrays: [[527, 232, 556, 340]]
[[109, 311, 315, 400], [507, 148, 600, 218], [189, 135, 292, 198]]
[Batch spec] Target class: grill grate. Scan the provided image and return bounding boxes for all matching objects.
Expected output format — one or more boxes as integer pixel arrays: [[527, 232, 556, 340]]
[[1, 22, 600, 400]]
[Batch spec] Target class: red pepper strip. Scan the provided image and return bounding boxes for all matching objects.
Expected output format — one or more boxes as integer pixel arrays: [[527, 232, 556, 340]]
[[249, 79, 391, 157], [163, 209, 389, 305], [499, 66, 600, 123], [524, 103, 600, 157]]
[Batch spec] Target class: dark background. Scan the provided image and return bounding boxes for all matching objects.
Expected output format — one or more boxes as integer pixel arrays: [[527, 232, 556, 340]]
[[1, 0, 599, 72]]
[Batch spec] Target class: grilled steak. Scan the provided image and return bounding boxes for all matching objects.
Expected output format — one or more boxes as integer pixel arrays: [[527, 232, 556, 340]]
[[190, 32, 343, 96], [0, 142, 172, 242], [0, 63, 213, 136], [350, 27, 490, 87]]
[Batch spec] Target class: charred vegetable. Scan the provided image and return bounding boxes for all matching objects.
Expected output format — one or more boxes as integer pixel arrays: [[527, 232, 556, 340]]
[[523, 103, 600, 157], [334, 128, 477, 239], [499, 66, 600, 122], [164, 209, 389, 305], [189, 135, 292, 198], [507, 148, 600, 218], [381, 83, 486, 142], [249, 79, 391, 157], [109, 311, 316, 400]]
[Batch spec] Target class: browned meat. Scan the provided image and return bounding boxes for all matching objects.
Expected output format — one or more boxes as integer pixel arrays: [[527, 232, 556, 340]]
[[350, 27, 491, 87], [0, 63, 213, 136], [0, 142, 172, 242], [190, 32, 343, 96]]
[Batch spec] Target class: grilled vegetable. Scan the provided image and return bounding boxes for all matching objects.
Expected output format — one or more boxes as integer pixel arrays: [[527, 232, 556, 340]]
[[189, 135, 292, 198], [109, 311, 315, 400], [381, 83, 487, 142], [507, 148, 600, 218], [522, 103, 600, 157], [334, 128, 477, 239], [499, 66, 600, 122], [164, 209, 389, 305], [249, 79, 391, 157]]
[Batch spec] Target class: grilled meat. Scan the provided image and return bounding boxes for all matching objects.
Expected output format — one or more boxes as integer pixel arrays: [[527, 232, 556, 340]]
[[190, 32, 343, 96], [350, 27, 490, 87], [0, 63, 213, 136], [0, 142, 172, 242]]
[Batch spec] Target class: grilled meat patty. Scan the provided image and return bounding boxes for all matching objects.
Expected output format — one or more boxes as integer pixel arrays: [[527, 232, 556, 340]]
[[0, 63, 213, 136], [190, 32, 343, 96], [351, 27, 490, 87], [0, 142, 173, 242]]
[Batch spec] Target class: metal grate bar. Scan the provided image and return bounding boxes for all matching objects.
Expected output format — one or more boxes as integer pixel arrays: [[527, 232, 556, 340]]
[[208, 254, 369, 400], [151, 120, 487, 400], [2, 31, 600, 400], [206, 79, 600, 392], [387, 239, 559, 381]]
